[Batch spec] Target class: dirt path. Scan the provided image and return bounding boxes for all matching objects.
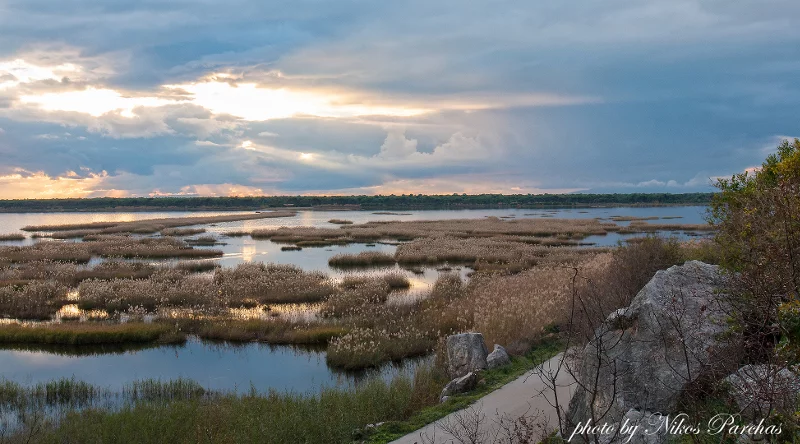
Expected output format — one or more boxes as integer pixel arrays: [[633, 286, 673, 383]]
[[390, 352, 577, 444]]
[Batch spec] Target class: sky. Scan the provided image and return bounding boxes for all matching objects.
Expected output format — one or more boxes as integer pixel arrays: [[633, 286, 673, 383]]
[[0, 0, 798, 198]]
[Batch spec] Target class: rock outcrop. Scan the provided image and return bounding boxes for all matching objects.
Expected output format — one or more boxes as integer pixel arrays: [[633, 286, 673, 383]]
[[440, 371, 479, 401], [599, 410, 669, 444], [486, 344, 511, 369], [724, 364, 800, 417], [567, 261, 734, 430], [446, 332, 488, 378]]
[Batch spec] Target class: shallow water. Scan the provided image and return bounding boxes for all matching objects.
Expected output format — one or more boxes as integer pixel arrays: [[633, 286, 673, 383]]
[[0, 339, 424, 393], [0, 206, 707, 392]]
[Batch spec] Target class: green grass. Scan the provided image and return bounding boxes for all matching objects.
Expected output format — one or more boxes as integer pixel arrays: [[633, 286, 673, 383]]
[[6, 370, 438, 444], [365, 336, 563, 443], [0, 323, 185, 346]]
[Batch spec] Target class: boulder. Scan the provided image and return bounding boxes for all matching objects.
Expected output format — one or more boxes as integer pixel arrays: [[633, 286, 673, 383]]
[[567, 261, 735, 431], [486, 344, 511, 369], [446, 332, 488, 378], [724, 364, 800, 417], [440, 372, 479, 401]]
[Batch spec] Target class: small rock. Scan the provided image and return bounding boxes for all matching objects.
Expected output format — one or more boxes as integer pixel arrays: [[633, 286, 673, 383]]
[[440, 371, 479, 401], [486, 344, 511, 369], [446, 332, 488, 378]]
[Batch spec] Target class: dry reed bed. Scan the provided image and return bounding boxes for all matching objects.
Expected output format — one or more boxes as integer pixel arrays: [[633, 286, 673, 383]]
[[252, 217, 618, 244], [328, 251, 396, 267], [327, 237, 721, 368], [617, 221, 714, 233], [160, 227, 206, 236], [76, 263, 336, 314], [0, 233, 25, 241], [0, 236, 222, 263], [22, 211, 296, 238], [248, 217, 709, 254]]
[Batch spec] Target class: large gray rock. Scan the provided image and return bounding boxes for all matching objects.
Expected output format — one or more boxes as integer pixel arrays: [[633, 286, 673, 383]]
[[446, 332, 488, 378], [486, 344, 511, 369], [598, 410, 669, 444], [440, 372, 479, 401], [567, 261, 735, 432], [724, 364, 800, 417]]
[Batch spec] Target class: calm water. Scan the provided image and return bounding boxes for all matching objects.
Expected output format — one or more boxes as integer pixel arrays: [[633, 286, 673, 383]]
[[0, 340, 421, 393], [0, 206, 707, 391]]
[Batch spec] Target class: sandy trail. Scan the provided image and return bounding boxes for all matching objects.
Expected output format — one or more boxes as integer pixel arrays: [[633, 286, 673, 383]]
[[390, 352, 577, 444]]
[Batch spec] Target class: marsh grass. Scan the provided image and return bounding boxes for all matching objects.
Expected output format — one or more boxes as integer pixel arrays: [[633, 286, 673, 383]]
[[0, 237, 222, 263], [328, 219, 354, 225], [172, 261, 219, 273], [3, 366, 442, 444], [213, 263, 336, 305], [160, 228, 206, 236], [21, 212, 296, 234], [618, 221, 715, 233], [176, 318, 346, 344], [328, 252, 396, 268], [0, 323, 184, 345], [185, 235, 222, 246], [0, 280, 69, 320], [381, 272, 411, 289], [326, 274, 468, 369], [0, 377, 208, 411], [321, 279, 391, 318], [0, 234, 24, 241]]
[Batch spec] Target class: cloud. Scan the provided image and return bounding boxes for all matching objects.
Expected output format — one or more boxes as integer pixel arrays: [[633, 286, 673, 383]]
[[0, 167, 124, 198], [0, 1, 798, 197]]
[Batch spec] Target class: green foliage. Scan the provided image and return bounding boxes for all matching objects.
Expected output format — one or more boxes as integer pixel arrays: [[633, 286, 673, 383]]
[[0, 193, 713, 212], [709, 138, 800, 361]]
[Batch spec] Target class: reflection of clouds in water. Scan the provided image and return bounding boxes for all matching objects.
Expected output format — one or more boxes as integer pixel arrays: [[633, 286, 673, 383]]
[[2, 349, 76, 367]]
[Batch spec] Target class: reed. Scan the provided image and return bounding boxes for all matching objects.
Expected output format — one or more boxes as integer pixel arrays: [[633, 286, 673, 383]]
[[0, 323, 184, 345], [321, 279, 391, 318], [381, 272, 411, 289], [618, 221, 715, 233], [213, 263, 336, 305], [177, 318, 346, 344], [4, 367, 441, 444], [0, 237, 222, 263], [21, 212, 296, 233], [0, 279, 69, 320], [160, 227, 206, 236], [328, 252, 396, 267], [184, 235, 221, 245], [328, 219, 354, 225], [0, 233, 24, 241]]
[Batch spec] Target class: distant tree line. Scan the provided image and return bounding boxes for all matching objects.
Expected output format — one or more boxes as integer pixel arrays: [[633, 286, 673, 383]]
[[0, 193, 714, 212]]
